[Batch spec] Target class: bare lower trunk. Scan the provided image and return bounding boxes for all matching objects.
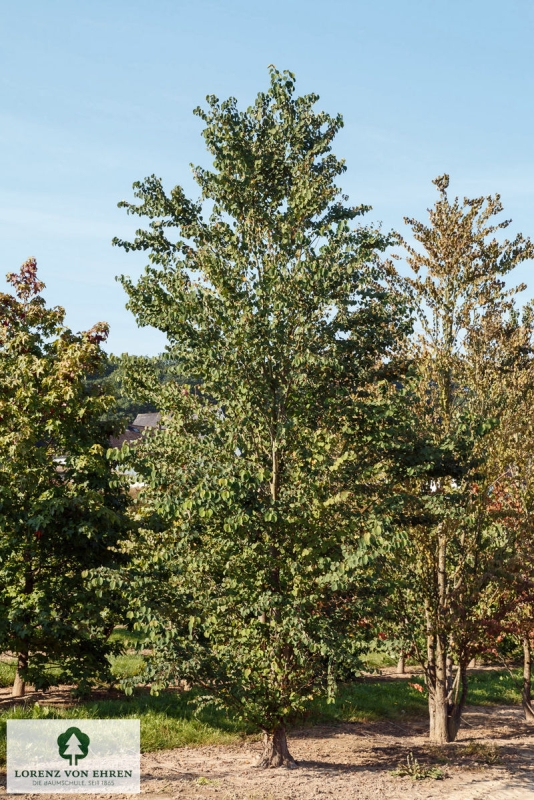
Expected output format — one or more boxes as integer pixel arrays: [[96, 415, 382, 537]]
[[12, 652, 28, 698], [428, 638, 467, 743], [256, 725, 297, 769], [397, 652, 405, 674], [448, 664, 467, 740], [13, 554, 33, 699], [429, 677, 449, 744], [522, 636, 534, 723]]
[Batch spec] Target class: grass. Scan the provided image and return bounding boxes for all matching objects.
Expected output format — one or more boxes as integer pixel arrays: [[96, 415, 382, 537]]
[[466, 669, 520, 705], [360, 652, 397, 670], [0, 691, 254, 768], [0, 661, 16, 689], [314, 669, 523, 724], [311, 679, 428, 723], [0, 667, 525, 769], [109, 653, 145, 679], [108, 627, 146, 646]]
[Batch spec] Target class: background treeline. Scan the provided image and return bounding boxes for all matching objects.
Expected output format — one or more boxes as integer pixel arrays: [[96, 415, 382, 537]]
[[2, 68, 534, 767]]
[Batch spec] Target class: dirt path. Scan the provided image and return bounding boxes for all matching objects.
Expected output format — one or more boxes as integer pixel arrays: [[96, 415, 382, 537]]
[[135, 706, 534, 799], [3, 705, 534, 799]]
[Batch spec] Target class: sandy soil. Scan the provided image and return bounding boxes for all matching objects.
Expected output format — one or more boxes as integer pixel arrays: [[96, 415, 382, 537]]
[[3, 705, 534, 799]]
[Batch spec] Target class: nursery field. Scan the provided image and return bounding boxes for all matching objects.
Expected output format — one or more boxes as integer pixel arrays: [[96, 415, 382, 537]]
[[4, 64, 534, 791], [0, 669, 533, 799], [0, 663, 524, 759]]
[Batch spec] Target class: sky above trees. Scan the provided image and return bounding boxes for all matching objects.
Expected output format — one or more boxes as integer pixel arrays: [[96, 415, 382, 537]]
[[2, 0, 533, 355]]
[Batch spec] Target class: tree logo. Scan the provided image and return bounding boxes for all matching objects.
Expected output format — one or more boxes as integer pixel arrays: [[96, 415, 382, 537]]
[[57, 727, 90, 766]]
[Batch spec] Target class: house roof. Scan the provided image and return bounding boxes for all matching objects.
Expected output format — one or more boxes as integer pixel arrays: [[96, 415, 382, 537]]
[[132, 412, 161, 429], [109, 427, 142, 449]]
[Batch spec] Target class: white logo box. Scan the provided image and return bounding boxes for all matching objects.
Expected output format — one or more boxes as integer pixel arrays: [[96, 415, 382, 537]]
[[7, 719, 140, 794]]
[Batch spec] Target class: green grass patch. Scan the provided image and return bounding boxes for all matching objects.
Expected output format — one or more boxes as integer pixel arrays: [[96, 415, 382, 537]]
[[310, 679, 428, 723], [109, 628, 146, 646], [0, 691, 252, 768], [0, 669, 524, 768], [467, 669, 521, 705], [0, 660, 16, 689], [361, 652, 397, 670], [109, 654, 145, 680]]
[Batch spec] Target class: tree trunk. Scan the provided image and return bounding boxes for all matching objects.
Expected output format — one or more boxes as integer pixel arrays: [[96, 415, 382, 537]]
[[429, 633, 450, 743], [12, 652, 28, 698], [256, 725, 297, 768], [397, 652, 405, 674], [13, 551, 34, 699], [429, 679, 449, 744], [522, 636, 534, 723], [427, 638, 467, 743], [447, 664, 468, 741]]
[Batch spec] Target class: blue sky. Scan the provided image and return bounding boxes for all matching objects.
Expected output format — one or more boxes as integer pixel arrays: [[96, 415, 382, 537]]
[[2, 0, 534, 355]]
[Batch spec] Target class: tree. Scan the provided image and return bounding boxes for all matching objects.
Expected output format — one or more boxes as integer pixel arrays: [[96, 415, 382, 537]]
[[0, 258, 131, 696], [383, 176, 534, 743], [114, 68, 412, 766]]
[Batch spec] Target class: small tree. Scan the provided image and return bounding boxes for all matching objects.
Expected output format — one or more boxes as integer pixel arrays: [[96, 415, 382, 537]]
[[384, 176, 534, 743], [0, 258, 130, 696], [114, 69, 411, 766]]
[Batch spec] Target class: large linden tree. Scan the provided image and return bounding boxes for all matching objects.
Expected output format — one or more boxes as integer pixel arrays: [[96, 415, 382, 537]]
[[114, 69, 411, 766]]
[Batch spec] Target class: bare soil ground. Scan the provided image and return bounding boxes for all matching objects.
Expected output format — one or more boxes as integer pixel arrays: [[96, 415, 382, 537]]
[[3, 705, 534, 799]]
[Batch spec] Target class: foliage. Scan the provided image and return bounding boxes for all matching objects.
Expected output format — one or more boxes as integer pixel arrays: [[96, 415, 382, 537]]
[[113, 68, 413, 757], [0, 258, 131, 693], [84, 355, 158, 433]]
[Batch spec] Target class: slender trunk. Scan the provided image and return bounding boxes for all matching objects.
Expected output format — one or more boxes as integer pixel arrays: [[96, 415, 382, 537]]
[[429, 656, 467, 743], [428, 692, 436, 741], [425, 602, 437, 740], [13, 552, 33, 699], [428, 532, 465, 743], [256, 725, 297, 769], [431, 531, 450, 744], [522, 636, 534, 723], [397, 651, 405, 674], [430, 687, 450, 743], [430, 636, 450, 744], [447, 664, 468, 741], [12, 651, 28, 698]]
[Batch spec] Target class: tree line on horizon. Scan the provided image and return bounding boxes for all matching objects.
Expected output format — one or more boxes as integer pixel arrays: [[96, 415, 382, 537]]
[[2, 68, 534, 766]]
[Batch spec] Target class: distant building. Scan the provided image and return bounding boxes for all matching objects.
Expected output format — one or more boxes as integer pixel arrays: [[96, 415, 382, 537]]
[[108, 426, 142, 449], [130, 412, 162, 432], [108, 412, 162, 450]]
